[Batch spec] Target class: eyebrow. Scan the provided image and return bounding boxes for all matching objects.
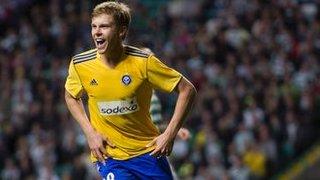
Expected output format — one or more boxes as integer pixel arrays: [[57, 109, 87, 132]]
[[91, 22, 113, 26]]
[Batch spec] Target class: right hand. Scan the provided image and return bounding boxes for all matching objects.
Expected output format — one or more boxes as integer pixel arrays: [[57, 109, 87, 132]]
[[86, 130, 115, 163]]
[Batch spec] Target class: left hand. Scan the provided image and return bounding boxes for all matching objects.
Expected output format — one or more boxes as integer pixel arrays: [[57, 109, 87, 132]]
[[146, 132, 174, 157]]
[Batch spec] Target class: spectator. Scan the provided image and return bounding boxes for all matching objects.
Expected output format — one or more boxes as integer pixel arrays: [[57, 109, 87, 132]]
[[0, 0, 319, 179]]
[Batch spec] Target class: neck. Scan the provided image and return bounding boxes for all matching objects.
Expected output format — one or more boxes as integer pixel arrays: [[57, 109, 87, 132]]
[[101, 42, 124, 68]]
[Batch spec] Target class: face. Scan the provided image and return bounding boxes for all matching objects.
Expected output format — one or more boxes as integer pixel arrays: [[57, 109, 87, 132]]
[[91, 14, 122, 54]]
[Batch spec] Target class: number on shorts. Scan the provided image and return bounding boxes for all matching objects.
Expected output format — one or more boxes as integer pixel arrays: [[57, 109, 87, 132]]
[[106, 172, 115, 180]]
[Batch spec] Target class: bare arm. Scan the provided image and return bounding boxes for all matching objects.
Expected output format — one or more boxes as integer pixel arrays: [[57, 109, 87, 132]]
[[65, 91, 114, 162], [156, 123, 190, 140], [164, 77, 196, 138], [147, 77, 196, 156], [65, 91, 93, 135]]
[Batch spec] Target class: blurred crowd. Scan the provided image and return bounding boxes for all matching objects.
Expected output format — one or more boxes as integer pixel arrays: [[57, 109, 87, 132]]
[[1, 0, 320, 179]]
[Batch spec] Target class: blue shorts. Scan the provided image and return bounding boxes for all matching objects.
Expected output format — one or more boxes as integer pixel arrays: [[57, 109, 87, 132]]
[[94, 153, 173, 180]]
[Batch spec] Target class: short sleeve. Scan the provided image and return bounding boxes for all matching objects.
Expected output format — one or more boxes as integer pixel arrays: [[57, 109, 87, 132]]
[[147, 56, 182, 93], [65, 61, 84, 98]]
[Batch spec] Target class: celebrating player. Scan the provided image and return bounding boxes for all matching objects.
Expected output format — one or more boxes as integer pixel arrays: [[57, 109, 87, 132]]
[[64, 1, 196, 180]]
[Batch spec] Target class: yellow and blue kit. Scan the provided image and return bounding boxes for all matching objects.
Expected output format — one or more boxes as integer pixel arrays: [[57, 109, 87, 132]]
[[65, 45, 182, 179]]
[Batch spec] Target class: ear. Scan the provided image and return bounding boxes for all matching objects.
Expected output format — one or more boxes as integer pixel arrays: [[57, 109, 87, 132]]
[[119, 26, 128, 40]]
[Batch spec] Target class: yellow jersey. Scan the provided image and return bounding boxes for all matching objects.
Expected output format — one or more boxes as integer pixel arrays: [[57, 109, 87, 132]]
[[65, 45, 182, 160]]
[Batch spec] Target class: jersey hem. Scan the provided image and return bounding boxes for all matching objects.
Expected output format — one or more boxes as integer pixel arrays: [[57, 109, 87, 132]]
[[91, 147, 156, 162]]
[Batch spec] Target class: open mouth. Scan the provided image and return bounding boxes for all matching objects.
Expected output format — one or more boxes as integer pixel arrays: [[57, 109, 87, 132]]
[[96, 38, 106, 48]]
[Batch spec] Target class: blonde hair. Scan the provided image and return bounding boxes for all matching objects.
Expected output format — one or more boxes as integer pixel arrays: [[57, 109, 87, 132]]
[[92, 1, 131, 37]]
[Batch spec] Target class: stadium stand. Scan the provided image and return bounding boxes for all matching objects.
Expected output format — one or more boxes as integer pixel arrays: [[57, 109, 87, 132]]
[[0, 0, 319, 179]]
